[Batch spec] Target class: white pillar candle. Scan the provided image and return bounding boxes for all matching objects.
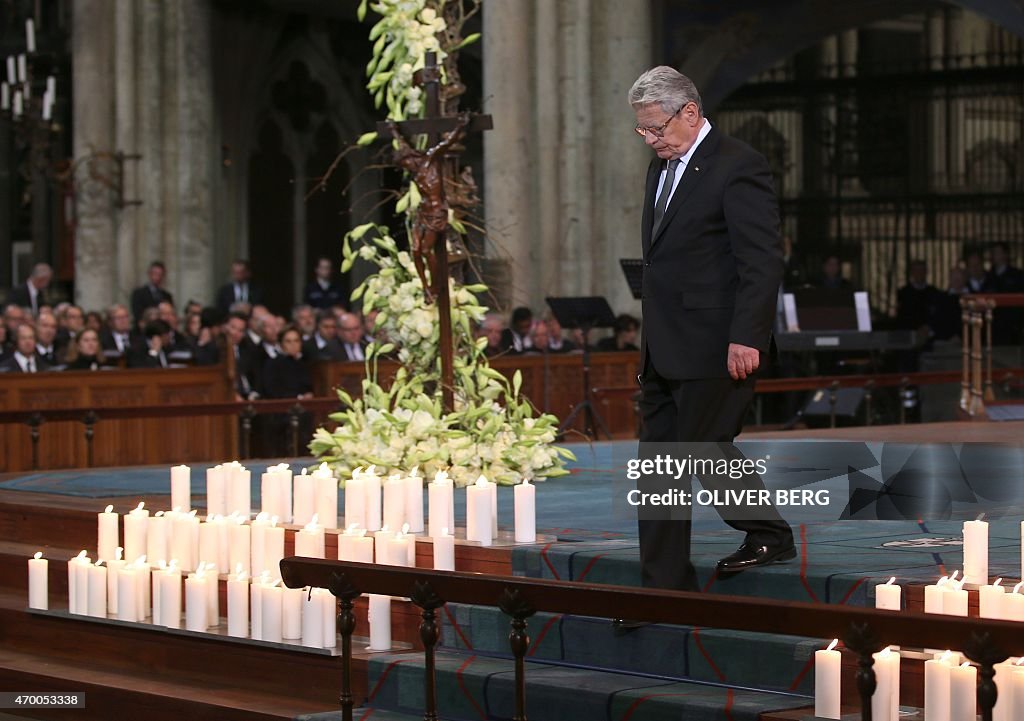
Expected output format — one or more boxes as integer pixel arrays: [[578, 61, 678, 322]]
[[374, 527, 393, 564], [228, 515, 251, 576], [925, 651, 954, 721], [467, 476, 493, 546], [950, 662, 976, 721], [814, 639, 841, 720], [277, 464, 293, 524], [261, 470, 281, 520], [980, 578, 1006, 619], [203, 563, 219, 628], [152, 562, 164, 623], [404, 468, 425, 533], [97, 504, 119, 562], [198, 518, 221, 569], [250, 572, 270, 640], [25, 19, 35, 53], [73, 551, 91, 616], [993, 658, 1016, 721], [320, 588, 336, 648], [875, 576, 901, 611], [282, 586, 303, 640], [146, 511, 169, 567], [171, 509, 199, 573], [294, 468, 316, 527], [123, 502, 149, 566], [206, 465, 227, 518], [490, 478, 498, 538], [295, 515, 326, 558], [514, 478, 536, 543], [925, 576, 950, 614], [302, 587, 323, 648], [871, 647, 899, 721], [213, 515, 230, 574], [344, 469, 367, 530], [388, 528, 413, 568], [250, 513, 270, 576], [1009, 662, 1024, 721], [87, 563, 107, 618], [1004, 583, 1024, 622], [313, 463, 339, 530], [943, 580, 969, 617], [264, 519, 285, 580], [338, 525, 374, 562], [368, 593, 391, 650], [963, 519, 989, 586], [159, 563, 182, 629], [0, 83, 8, 111], [364, 466, 383, 532], [260, 582, 283, 643], [433, 529, 455, 571], [171, 465, 191, 512], [227, 567, 249, 638], [383, 474, 406, 532], [185, 569, 209, 632], [105, 548, 124, 615], [1020, 521, 1024, 583], [136, 562, 151, 618], [116, 565, 138, 622], [28, 552, 48, 610], [67, 551, 85, 614], [428, 471, 454, 539], [227, 464, 251, 519], [6, 56, 15, 85], [16, 54, 26, 83]]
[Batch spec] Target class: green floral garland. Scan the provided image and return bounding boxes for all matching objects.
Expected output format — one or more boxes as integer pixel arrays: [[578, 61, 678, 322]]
[[311, 1, 573, 486]]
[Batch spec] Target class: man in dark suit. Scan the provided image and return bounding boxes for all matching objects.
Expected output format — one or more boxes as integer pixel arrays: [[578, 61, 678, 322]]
[[303, 311, 345, 361], [6, 263, 52, 316], [337, 312, 368, 361], [100, 304, 136, 360], [0, 324, 50, 373], [127, 320, 171, 368], [628, 67, 794, 599], [130, 261, 174, 324], [303, 257, 346, 310], [215, 259, 264, 315]]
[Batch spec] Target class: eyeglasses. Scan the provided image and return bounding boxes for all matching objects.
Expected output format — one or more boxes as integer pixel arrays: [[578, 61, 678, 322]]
[[634, 104, 684, 138]]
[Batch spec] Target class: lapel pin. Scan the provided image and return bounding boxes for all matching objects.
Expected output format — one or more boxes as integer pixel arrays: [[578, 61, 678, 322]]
[[694, 166, 701, 173]]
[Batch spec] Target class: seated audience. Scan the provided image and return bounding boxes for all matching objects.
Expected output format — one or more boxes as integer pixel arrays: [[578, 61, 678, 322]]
[[525, 321, 551, 353], [4, 304, 27, 342], [65, 329, 103, 371], [337, 312, 367, 361], [543, 312, 578, 353], [84, 311, 104, 334], [55, 305, 85, 355], [303, 257, 346, 309], [965, 251, 987, 293], [157, 301, 194, 359], [896, 260, 943, 334], [817, 255, 852, 290], [261, 325, 314, 456], [100, 304, 135, 359], [0, 323, 8, 360], [0, 324, 49, 373], [291, 304, 317, 341], [983, 241, 1024, 293], [595, 314, 640, 352], [217, 312, 259, 399], [476, 313, 505, 357], [932, 266, 969, 340], [184, 311, 203, 348]]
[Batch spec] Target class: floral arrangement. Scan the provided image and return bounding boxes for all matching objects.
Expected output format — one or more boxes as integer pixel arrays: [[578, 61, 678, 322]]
[[311, 1, 573, 486]]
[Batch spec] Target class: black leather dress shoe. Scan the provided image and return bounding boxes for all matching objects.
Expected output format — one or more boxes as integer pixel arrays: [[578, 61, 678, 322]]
[[612, 618, 650, 635], [717, 542, 797, 572]]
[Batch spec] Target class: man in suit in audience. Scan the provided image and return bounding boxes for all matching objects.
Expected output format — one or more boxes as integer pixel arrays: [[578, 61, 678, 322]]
[[500, 306, 534, 353], [291, 304, 317, 341], [127, 320, 171, 368], [54, 305, 85, 357], [6, 263, 52, 316], [628, 66, 794, 603], [100, 304, 135, 359], [303, 257, 346, 310], [0, 324, 49, 373], [34, 312, 60, 366], [337, 312, 368, 361], [157, 300, 193, 358], [221, 312, 260, 399], [3, 304, 27, 345], [983, 241, 1024, 345], [215, 259, 264, 315], [303, 311, 345, 361], [131, 261, 174, 323]]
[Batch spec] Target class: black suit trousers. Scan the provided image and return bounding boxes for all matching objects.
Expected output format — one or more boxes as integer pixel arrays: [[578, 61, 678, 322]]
[[637, 361, 792, 591]]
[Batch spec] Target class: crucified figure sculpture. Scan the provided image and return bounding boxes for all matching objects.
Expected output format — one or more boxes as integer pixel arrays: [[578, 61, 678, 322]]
[[386, 113, 471, 302]]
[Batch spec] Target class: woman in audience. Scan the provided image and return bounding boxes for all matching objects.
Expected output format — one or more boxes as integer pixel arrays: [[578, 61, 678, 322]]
[[261, 325, 313, 456], [85, 311, 104, 334], [65, 329, 103, 371], [595, 314, 640, 352], [184, 312, 203, 347]]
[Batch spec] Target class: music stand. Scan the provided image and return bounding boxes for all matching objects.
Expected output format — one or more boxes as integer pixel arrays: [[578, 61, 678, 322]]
[[618, 259, 644, 300], [545, 296, 617, 440]]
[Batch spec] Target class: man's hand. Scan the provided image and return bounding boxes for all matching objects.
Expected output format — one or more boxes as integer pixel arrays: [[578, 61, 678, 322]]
[[727, 343, 760, 380]]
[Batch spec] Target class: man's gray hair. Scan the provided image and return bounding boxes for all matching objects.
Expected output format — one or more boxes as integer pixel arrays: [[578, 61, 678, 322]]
[[31, 263, 52, 279], [628, 66, 703, 116]]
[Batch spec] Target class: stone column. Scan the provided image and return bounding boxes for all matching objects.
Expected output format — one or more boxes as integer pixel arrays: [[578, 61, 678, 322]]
[[482, 0, 533, 308], [113, 1, 139, 304], [172, 0, 216, 307], [72, 0, 118, 312], [137, 0, 167, 286], [533, 0, 560, 307], [590, 0, 651, 317]]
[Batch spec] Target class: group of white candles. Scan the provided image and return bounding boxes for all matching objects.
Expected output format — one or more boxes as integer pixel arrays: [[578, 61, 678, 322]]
[[27, 460, 541, 654], [814, 518, 1024, 720]]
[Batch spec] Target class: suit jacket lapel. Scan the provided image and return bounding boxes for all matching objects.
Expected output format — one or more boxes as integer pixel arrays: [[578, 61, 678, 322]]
[[641, 158, 662, 256], [651, 127, 720, 246]]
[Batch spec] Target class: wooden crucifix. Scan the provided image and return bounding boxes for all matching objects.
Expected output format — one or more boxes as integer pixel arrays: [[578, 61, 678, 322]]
[[377, 51, 492, 414]]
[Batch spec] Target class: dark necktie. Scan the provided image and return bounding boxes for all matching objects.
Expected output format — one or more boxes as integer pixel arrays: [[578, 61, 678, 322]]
[[652, 159, 680, 238]]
